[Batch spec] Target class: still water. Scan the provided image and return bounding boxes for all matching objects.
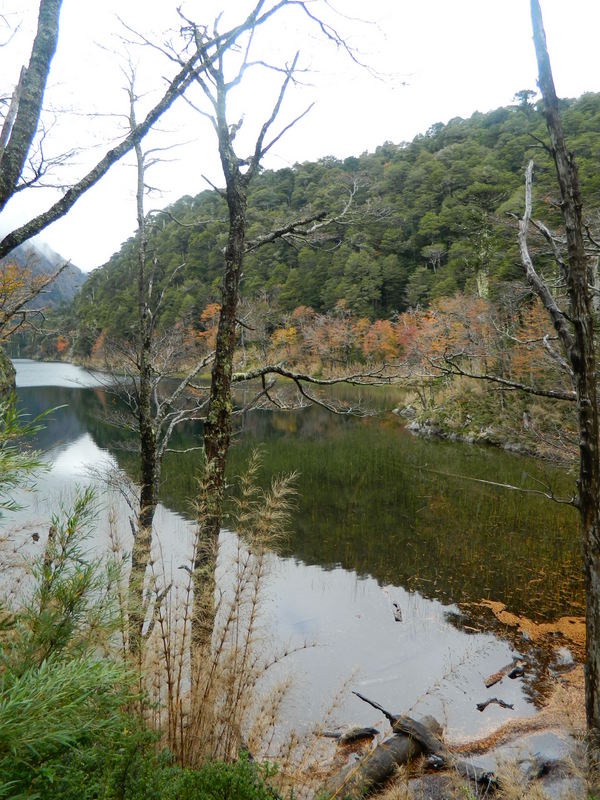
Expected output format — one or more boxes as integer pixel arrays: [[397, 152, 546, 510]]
[[8, 359, 581, 741]]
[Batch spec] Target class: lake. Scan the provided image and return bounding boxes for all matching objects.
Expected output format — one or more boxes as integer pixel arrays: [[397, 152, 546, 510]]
[[7, 359, 582, 743]]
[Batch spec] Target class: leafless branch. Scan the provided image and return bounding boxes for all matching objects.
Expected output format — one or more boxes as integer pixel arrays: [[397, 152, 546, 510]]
[[438, 355, 576, 402], [517, 161, 574, 354], [232, 362, 394, 386], [417, 465, 577, 507]]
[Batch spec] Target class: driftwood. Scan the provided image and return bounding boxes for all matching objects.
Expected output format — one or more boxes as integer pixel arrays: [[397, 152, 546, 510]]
[[476, 697, 515, 712], [323, 716, 442, 800], [352, 690, 399, 726], [322, 693, 497, 799], [321, 727, 380, 745], [484, 659, 525, 688]]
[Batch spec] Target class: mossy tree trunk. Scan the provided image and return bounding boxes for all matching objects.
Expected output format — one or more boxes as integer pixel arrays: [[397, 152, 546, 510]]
[[0, 0, 61, 212], [0, 347, 15, 399], [189, 27, 302, 651]]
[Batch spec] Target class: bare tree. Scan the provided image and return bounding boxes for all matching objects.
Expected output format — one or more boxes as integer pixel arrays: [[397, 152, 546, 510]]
[[0, 2, 297, 261], [433, 0, 600, 765], [529, 0, 600, 762], [118, 76, 212, 658], [170, 4, 365, 649]]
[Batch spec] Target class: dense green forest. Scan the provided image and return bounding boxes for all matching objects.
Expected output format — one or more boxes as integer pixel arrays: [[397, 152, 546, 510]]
[[45, 91, 600, 358]]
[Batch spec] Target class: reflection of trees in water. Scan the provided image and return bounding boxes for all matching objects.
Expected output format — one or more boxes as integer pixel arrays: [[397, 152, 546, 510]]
[[19, 384, 581, 629], [229, 416, 580, 623], [17, 386, 91, 452], [236, 404, 355, 440]]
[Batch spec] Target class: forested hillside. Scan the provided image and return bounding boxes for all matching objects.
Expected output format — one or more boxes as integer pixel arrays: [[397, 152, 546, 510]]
[[50, 92, 600, 358]]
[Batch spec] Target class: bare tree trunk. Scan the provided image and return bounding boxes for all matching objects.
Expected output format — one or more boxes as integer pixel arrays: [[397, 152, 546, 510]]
[[128, 96, 159, 658], [530, 0, 600, 761], [193, 69, 250, 650]]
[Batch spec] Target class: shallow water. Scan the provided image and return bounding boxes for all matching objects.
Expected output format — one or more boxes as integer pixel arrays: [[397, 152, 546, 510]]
[[6, 359, 581, 740]]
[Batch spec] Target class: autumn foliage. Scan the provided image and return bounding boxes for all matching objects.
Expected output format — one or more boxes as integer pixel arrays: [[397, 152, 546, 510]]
[[0, 263, 47, 339]]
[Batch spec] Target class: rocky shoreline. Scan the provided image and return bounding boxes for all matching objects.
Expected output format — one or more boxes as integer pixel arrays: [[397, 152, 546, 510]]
[[394, 405, 541, 460]]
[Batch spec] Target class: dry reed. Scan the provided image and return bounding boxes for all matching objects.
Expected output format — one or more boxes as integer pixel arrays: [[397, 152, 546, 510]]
[[125, 452, 317, 775]]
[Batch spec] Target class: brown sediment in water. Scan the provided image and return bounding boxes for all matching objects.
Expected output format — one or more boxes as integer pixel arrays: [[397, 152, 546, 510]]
[[448, 664, 585, 755], [475, 599, 585, 648]]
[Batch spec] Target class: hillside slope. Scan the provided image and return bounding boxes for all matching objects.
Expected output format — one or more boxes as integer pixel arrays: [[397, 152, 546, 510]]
[[52, 93, 600, 353], [5, 241, 86, 308]]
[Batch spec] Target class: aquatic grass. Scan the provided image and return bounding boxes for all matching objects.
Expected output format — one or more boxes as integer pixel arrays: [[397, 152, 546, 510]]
[[35, 381, 581, 660], [155, 405, 580, 622], [32, 380, 580, 623]]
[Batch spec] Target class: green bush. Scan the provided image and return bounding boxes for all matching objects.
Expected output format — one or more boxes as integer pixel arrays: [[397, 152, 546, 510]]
[[10, 746, 279, 800]]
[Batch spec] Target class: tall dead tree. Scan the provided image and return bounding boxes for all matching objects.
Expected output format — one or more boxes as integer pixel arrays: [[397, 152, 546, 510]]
[[185, 37, 309, 622], [527, 0, 600, 759], [116, 76, 216, 657], [175, 3, 363, 649]]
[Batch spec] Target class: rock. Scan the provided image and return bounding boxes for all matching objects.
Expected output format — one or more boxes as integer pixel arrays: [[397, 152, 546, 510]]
[[393, 405, 416, 419], [502, 441, 529, 454]]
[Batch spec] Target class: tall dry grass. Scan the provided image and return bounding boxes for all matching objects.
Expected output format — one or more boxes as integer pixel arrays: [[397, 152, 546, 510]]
[[120, 452, 325, 780]]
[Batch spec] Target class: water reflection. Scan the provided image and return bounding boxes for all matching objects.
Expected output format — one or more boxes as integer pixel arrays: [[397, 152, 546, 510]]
[[8, 360, 583, 736], [14, 363, 581, 621], [253, 546, 533, 741], [14, 358, 108, 389]]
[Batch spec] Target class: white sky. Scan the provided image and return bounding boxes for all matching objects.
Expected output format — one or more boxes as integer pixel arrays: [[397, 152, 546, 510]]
[[2, 0, 600, 271]]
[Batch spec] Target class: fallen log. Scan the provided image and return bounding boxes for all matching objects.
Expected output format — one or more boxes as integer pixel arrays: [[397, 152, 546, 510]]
[[476, 697, 514, 712], [322, 693, 498, 799], [322, 716, 442, 800]]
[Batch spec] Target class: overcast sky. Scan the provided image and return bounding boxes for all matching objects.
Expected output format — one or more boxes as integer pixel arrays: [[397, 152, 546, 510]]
[[3, 0, 600, 271]]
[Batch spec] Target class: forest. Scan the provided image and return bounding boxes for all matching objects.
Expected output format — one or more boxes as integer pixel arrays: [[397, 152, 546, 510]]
[[47, 91, 600, 350], [18, 90, 593, 467]]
